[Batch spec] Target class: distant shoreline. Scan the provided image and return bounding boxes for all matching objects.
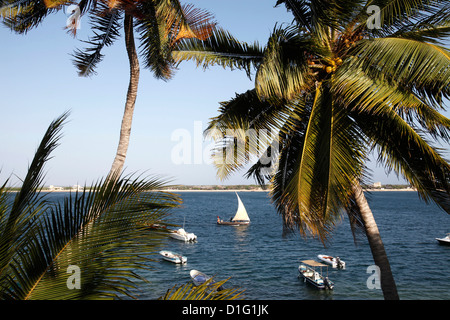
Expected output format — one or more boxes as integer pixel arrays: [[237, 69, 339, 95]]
[[28, 187, 416, 193]]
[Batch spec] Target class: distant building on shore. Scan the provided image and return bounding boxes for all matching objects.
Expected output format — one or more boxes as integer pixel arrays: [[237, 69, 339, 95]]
[[48, 185, 64, 191], [373, 182, 382, 189]]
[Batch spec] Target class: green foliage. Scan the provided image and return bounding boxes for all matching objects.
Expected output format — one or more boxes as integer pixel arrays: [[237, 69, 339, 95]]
[[0, 113, 182, 299], [0, 0, 216, 80], [175, 0, 450, 243], [160, 277, 245, 300]]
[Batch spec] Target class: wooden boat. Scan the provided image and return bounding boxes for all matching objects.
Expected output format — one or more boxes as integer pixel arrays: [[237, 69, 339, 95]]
[[298, 260, 334, 290], [436, 233, 450, 245], [169, 228, 197, 242], [217, 193, 250, 226], [317, 254, 346, 269], [159, 250, 187, 264]]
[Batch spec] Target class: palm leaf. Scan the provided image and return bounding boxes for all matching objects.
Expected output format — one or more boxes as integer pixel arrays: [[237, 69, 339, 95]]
[[135, 1, 216, 80], [172, 27, 263, 78], [0, 0, 57, 33], [0, 113, 181, 300], [160, 277, 245, 300], [135, 0, 174, 80], [365, 0, 446, 32], [16, 174, 180, 300], [205, 89, 289, 181], [351, 38, 450, 103], [255, 25, 314, 101], [72, 3, 122, 77], [269, 82, 367, 243], [0, 112, 69, 298], [333, 59, 450, 141], [354, 104, 450, 213]]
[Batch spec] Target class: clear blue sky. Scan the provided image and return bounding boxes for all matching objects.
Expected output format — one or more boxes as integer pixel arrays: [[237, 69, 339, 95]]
[[0, 1, 447, 187]]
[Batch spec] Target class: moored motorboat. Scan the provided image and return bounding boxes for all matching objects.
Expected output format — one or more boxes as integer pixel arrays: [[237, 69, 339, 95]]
[[190, 270, 224, 291], [217, 193, 250, 226], [159, 250, 187, 264], [169, 228, 197, 242], [436, 233, 450, 245], [317, 254, 346, 269], [298, 260, 334, 290], [190, 270, 211, 286]]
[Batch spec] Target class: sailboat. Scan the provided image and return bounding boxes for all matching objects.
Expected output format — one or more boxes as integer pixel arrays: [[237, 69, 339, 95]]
[[217, 193, 250, 226]]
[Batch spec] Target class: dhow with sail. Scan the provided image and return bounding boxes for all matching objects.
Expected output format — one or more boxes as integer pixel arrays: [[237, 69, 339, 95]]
[[217, 193, 250, 226]]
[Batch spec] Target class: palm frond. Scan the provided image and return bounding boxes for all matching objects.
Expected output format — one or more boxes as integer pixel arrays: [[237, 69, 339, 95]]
[[333, 58, 450, 141], [13, 174, 180, 300], [135, 1, 216, 80], [72, 3, 122, 77], [273, 82, 367, 243], [205, 89, 289, 181], [355, 104, 450, 213], [172, 27, 263, 78], [160, 277, 245, 300], [0, 113, 181, 300], [0, 112, 69, 298], [135, 0, 173, 80], [390, 5, 450, 44], [0, 0, 58, 33], [276, 0, 312, 30], [365, 0, 446, 33], [351, 38, 450, 104], [255, 25, 315, 101], [163, 3, 216, 43]]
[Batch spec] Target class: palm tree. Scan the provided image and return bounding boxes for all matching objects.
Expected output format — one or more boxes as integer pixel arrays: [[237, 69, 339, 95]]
[[0, 0, 215, 178], [0, 112, 184, 299], [173, 0, 450, 300]]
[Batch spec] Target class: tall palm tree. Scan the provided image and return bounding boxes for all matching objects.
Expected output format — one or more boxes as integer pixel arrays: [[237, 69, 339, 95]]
[[173, 0, 450, 300], [0, 0, 215, 178], [0, 112, 185, 299]]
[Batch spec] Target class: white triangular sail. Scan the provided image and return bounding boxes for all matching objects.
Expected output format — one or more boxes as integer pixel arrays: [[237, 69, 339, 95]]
[[232, 193, 250, 222]]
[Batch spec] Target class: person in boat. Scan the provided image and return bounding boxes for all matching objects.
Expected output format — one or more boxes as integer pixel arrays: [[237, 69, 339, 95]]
[[324, 277, 332, 289], [336, 256, 343, 268]]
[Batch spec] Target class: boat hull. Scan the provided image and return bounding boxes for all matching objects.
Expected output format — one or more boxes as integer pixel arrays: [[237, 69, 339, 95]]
[[169, 228, 197, 242], [159, 251, 187, 264], [317, 254, 345, 269], [190, 270, 210, 286], [436, 238, 450, 246], [217, 220, 250, 226], [190, 270, 224, 291], [298, 265, 334, 290]]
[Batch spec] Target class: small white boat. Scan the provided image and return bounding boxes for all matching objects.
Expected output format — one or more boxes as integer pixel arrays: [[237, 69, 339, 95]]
[[436, 233, 450, 246], [169, 228, 197, 242], [190, 270, 211, 286], [159, 250, 187, 264], [298, 260, 334, 290], [317, 254, 346, 269], [190, 270, 224, 291], [217, 192, 250, 226]]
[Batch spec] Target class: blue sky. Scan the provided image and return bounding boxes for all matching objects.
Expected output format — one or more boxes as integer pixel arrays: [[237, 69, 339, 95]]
[[0, 1, 447, 187]]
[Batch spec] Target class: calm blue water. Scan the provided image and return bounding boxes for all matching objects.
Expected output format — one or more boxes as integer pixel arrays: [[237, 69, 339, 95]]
[[140, 191, 449, 300], [44, 191, 449, 300]]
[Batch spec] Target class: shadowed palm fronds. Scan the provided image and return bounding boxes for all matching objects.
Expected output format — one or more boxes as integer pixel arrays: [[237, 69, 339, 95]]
[[0, 113, 181, 300]]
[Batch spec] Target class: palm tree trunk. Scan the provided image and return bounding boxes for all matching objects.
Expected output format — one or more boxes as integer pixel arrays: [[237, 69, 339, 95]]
[[352, 181, 400, 300], [109, 13, 140, 178]]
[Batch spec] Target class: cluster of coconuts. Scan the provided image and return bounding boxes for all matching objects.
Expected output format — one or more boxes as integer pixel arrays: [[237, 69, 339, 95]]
[[324, 57, 343, 74]]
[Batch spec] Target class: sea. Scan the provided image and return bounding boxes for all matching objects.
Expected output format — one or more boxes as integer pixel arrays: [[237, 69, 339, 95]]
[[45, 190, 449, 301], [139, 191, 449, 301]]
